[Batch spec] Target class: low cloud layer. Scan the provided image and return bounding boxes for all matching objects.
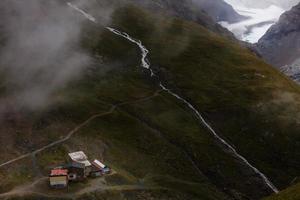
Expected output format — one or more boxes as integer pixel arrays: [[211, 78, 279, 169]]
[[225, 0, 300, 9], [0, 0, 104, 112]]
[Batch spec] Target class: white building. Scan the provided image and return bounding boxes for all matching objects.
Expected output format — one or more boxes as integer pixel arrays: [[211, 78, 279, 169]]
[[68, 151, 92, 177]]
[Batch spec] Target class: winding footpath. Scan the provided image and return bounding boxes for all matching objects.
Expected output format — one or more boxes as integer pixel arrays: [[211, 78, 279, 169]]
[[0, 110, 112, 168], [0, 173, 161, 199], [66, 2, 279, 193], [0, 91, 160, 169]]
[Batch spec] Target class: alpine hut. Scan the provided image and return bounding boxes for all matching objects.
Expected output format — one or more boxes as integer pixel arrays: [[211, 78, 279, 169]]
[[49, 169, 68, 188], [68, 151, 92, 177], [91, 159, 111, 176]]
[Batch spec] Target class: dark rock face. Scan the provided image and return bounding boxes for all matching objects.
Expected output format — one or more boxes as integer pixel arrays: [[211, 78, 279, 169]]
[[125, 0, 239, 38], [256, 3, 300, 67], [280, 58, 300, 82], [130, 0, 244, 23], [191, 0, 246, 23]]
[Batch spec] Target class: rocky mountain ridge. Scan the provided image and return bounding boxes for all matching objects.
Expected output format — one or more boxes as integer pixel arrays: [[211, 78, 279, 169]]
[[256, 2, 300, 81], [124, 0, 244, 38], [191, 0, 246, 23]]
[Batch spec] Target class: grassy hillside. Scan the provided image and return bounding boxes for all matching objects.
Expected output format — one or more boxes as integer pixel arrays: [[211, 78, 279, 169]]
[[0, 4, 300, 200], [109, 5, 300, 188], [264, 183, 300, 200]]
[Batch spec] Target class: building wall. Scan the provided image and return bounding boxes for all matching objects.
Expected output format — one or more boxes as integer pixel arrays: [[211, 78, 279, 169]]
[[50, 176, 68, 186], [85, 166, 92, 177], [68, 166, 85, 180]]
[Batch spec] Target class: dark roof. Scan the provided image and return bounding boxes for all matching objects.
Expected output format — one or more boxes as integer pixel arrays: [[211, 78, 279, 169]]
[[65, 162, 85, 169]]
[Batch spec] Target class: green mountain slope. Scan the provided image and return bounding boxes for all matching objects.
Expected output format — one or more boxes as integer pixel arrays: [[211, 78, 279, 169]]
[[264, 183, 300, 200], [107, 4, 300, 191], [0, 4, 299, 200]]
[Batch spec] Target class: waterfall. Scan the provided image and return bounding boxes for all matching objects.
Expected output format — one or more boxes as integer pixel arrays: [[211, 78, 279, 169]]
[[68, 2, 279, 193]]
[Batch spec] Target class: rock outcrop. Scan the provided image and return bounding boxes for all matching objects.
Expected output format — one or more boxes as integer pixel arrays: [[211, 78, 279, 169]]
[[256, 3, 300, 67], [191, 0, 246, 23], [123, 0, 242, 38]]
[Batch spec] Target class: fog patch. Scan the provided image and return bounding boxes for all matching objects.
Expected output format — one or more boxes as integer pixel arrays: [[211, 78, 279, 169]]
[[0, 0, 104, 113], [255, 91, 300, 121]]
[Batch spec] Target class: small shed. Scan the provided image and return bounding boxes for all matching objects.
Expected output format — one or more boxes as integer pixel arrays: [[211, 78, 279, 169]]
[[92, 159, 111, 175], [49, 169, 68, 188], [68, 151, 92, 177], [90, 160, 102, 177]]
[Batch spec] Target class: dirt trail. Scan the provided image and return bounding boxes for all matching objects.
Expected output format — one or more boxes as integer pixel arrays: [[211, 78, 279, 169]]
[[0, 174, 160, 200], [31, 153, 43, 178], [0, 92, 161, 199], [0, 177, 48, 199], [0, 91, 161, 169], [0, 111, 112, 169]]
